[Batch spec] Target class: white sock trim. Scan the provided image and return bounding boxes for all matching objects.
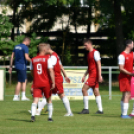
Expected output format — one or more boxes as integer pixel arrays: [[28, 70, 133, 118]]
[[122, 103, 129, 116], [95, 96, 103, 112], [22, 91, 26, 98], [48, 103, 53, 118], [62, 96, 72, 114], [38, 98, 47, 113], [14, 95, 18, 98], [31, 103, 37, 116], [83, 96, 89, 109]]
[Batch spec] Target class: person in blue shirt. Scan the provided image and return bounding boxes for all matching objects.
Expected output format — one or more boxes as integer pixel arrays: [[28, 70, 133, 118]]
[[9, 37, 31, 101]]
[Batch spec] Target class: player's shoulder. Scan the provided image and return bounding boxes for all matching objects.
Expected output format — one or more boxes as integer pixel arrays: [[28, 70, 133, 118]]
[[32, 55, 39, 60], [93, 49, 99, 53], [52, 52, 58, 57], [118, 53, 125, 60], [45, 54, 50, 58]]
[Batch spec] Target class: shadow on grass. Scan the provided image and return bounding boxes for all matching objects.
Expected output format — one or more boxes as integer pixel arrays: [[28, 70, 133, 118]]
[[8, 118, 31, 122], [91, 114, 120, 118], [14, 110, 30, 115], [72, 111, 120, 118]]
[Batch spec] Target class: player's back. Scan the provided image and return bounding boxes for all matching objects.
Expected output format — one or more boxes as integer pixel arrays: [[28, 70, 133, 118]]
[[51, 52, 63, 83], [51, 52, 61, 74], [87, 49, 98, 77], [32, 55, 50, 88], [119, 51, 133, 78]]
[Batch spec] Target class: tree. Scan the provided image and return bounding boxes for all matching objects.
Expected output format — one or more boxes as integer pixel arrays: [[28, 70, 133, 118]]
[[0, 9, 13, 64]]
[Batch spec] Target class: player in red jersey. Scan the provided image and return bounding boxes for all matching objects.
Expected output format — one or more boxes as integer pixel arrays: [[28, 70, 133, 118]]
[[44, 43, 73, 116], [28, 48, 49, 116], [30, 43, 55, 122], [79, 39, 103, 114], [118, 40, 134, 119]]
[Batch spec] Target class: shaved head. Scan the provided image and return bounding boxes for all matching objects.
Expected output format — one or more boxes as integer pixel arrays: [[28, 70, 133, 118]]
[[38, 43, 46, 52], [43, 43, 51, 49]]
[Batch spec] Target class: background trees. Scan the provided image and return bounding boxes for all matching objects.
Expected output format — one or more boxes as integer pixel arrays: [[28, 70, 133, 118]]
[[1, 0, 134, 65]]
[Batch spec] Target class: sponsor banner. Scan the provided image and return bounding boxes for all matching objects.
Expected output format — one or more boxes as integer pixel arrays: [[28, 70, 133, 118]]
[[52, 70, 95, 100]]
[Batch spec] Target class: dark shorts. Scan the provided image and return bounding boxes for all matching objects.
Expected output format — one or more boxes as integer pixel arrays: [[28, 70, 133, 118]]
[[16, 69, 27, 82]]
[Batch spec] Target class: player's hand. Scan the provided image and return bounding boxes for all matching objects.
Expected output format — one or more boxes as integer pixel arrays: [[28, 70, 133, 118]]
[[51, 83, 55, 90], [8, 68, 12, 74], [65, 77, 70, 83], [82, 76, 86, 83], [98, 76, 103, 83]]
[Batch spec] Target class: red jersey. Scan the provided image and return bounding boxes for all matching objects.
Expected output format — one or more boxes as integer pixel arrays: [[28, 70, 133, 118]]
[[31, 55, 51, 88], [119, 51, 133, 79], [51, 52, 63, 83], [87, 49, 98, 78], [37, 53, 50, 58]]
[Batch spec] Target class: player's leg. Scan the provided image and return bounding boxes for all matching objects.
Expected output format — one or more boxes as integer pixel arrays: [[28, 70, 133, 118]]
[[36, 97, 47, 115], [58, 93, 73, 116], [21, 70, 30, 101], [31, 97, 39, 122], [31, 88, 42, 122], [13, 82, 21, 101], [21, 80, 30, 101], [43, 86, 54, 121], [47, 97, 53, 121], [13, 69, 22, 101], [121, 91, 131, 118], [93, 87, 103, 114], [79, 84, 90, 114], [55, 82, 73, 116]]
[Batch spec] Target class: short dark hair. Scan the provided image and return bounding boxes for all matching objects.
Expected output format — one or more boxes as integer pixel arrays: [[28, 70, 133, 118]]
[[83, 39, 92, 44], [125, 39, 133, 46], [23, 37, 31, 42]]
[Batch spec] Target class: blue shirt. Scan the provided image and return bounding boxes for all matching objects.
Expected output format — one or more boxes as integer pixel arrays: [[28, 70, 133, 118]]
[[13, 44, 29, 70]]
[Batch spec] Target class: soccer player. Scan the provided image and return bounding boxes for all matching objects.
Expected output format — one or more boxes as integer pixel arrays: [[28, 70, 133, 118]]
[[79, 39, 103, 114], [44, 43, 73, 116], [28, 47, 48, 116], [118, 39, 134, 119], [9, 37, 31, 101], [30, 43, 55, 122]]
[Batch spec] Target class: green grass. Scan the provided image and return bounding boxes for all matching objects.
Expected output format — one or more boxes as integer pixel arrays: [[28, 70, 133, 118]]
[[1, 84, 134, 134]]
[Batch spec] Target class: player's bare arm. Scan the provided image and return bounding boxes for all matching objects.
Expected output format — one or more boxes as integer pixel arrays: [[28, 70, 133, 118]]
[[60, 64, 70, 83], [82, 69, 88, 83], [25, 53, 31, 62], [119, 64, 134, 76], [49, 68, 55, 90], [96, 60, 103, 83], [8, 52, 14, 74]]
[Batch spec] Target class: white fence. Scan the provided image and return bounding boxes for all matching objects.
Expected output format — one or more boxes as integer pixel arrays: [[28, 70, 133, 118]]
[[0, 66, 119, 100]]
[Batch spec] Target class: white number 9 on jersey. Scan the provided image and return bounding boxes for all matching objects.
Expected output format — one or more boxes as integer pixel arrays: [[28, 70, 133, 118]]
[[37, 64, 42, 75]]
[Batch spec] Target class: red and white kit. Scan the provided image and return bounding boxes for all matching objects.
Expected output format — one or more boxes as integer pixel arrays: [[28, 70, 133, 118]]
[[30, 55, 53, 98], [31, 54, 50, 90], [118, 51, 134, 92], [85, 49, 101, 88], [51, 52, 64, 94]]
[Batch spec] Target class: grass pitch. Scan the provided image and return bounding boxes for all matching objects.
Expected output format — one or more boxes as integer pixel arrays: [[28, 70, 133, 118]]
[[1, 84, 134, 134]]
